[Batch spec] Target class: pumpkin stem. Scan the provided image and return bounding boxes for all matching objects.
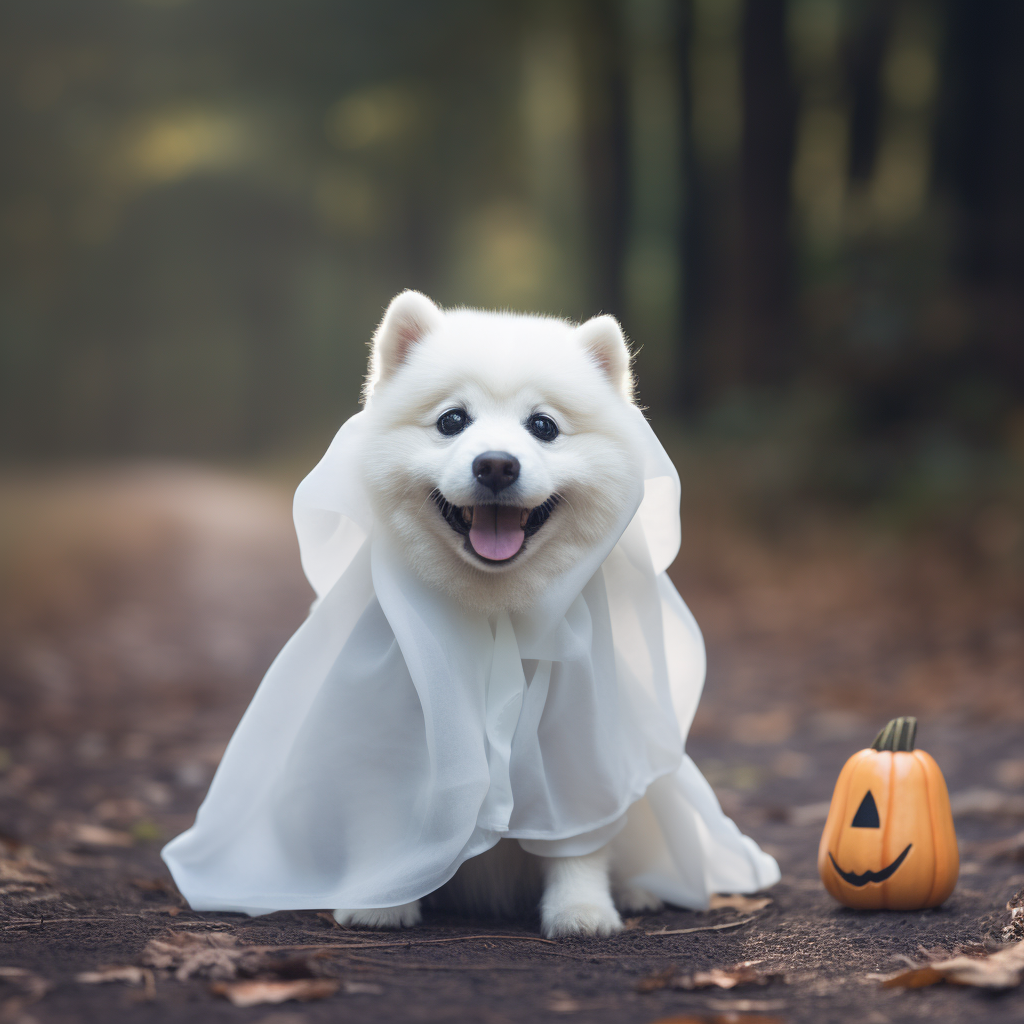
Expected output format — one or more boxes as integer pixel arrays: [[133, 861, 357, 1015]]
[[871, 716, 918, 752]]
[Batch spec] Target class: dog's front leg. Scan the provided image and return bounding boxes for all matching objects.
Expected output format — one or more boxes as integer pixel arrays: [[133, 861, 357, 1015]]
[[332, 902, 421, 929], [538, 848, 623, 937]]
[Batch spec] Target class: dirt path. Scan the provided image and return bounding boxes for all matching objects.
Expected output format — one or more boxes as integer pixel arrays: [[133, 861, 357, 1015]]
[[1, 466, 1023, 1023]]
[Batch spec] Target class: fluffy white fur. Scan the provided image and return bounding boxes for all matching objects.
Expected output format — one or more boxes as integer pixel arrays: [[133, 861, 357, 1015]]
[[359, 291, 640, 616], [335, 291, 660, 937]]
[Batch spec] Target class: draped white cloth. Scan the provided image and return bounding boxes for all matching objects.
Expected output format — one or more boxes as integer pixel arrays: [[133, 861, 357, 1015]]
[[162, 407, 779, 914]]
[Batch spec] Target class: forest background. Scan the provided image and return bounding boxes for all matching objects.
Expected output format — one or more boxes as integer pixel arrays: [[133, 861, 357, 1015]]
[[1, 0, 1021, 542], [0, 4, 1023, 1020]]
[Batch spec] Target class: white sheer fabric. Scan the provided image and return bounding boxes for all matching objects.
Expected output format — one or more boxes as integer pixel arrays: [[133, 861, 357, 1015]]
[[162, 407, 779, 914]]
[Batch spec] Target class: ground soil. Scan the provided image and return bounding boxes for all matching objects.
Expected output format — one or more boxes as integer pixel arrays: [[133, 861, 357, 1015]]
[[1, 464, 1023, 1024]]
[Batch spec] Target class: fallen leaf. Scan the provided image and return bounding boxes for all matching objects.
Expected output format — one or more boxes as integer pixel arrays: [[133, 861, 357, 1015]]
[[144, 904, 181, 917], [621, 917, 643, 931], [0, 857, 50, 885], [681, 965, 776, 991], [879, 966, 946, 988], [69, 823, 134, 848], [1005, 888, 1024, 942], [649, 1015, 784, 1024], [75, 965, 148, 985], [548, 996, 581, 1012], [209, 978, 338, 1007], [880, 941, 1024, 990], [639, 960, 781, 993], [708, 894, 773, 913], [141, 929, 253, 981], [705, 1000, 787, 1014], [75, 963, 157, 998], [342, 981, 383, 995], [0, 965, 51, 1019]]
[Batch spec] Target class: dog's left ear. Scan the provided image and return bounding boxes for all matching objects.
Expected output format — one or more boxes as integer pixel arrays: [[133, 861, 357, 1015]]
[[365, 290, 443, 399], [576, 315, 634, 400]]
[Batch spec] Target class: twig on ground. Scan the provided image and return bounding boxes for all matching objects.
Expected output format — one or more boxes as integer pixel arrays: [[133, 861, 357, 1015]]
[[246, 933, 559, 953], [646, 915, 760, 936], [338, 954, 542, 971]]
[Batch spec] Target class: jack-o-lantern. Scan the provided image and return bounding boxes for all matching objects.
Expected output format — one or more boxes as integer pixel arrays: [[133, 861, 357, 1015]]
[[818, 716, 958, 910]]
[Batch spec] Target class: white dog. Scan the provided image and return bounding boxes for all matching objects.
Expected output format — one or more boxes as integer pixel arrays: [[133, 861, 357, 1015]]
[[341, 291, 654, 936], [161, 290, 778, 937]]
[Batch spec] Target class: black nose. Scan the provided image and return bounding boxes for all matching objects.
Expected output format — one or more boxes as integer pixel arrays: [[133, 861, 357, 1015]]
[[472, 451, 520, 494]]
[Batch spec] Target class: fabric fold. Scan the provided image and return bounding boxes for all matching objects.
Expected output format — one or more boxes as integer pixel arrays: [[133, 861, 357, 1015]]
[[162, 407, 780, 914]]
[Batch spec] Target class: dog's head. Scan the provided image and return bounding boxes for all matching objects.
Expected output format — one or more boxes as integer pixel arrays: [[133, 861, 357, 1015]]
[[359, 290, 645, 613]]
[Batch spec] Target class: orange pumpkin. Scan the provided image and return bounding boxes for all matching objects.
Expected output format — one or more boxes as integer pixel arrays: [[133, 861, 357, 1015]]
[[818, 717, 958, 910]]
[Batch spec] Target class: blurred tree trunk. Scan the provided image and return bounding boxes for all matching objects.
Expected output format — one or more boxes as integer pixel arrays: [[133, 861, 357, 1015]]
[[676, 0, 708, 414], [941, 0, 1024, 399], [844, 0, 895, 185], [578, 0, 630, 320], [738, 0, 796, 386]]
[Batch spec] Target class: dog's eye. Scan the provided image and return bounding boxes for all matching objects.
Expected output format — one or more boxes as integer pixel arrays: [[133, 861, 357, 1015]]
[[527, 414, 559, 442], [437, 408, 470, 436]]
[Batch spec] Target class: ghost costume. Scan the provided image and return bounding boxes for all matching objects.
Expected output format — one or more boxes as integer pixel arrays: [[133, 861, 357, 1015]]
[[162, 406, 780, 914]]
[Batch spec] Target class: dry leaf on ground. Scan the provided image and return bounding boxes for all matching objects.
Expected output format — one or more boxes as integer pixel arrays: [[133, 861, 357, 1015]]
[[547, 994, 582, 1013], [0, 966, 51, 1020], [209, 978, 338, 1007], [67, 823, 134, 848], [1005, 889, 1024, 942], [141, 930, 255, 981], [76, 965, 156, 1000], [343, 981, 383, 995], [879, 941, 1024, 989], [0, 856, 51, 885], [638, 960, 782, 993], [76, 965, 149, 985], [648, 1015, 784, 1024], [130, 876, 178, 896], [708, 894, 773, 913], [705, 1000, 787, 1014]]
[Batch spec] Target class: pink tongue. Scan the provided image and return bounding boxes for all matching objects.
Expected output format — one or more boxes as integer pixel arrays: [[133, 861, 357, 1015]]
[[469, 505, 525, 561]]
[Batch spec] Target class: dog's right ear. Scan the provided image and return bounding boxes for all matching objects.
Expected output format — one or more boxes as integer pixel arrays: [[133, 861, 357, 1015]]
[[575, 314, 634, 401], [364, 290, 443, 399]]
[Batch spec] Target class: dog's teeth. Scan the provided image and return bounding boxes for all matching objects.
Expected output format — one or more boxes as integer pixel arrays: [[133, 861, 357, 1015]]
[[520, 509, 529, 529], [463, 506, 474, 527]]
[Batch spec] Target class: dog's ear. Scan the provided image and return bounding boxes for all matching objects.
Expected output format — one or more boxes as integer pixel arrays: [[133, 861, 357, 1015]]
[[576, 315, 634, 400], [365, 290, 443, 398]]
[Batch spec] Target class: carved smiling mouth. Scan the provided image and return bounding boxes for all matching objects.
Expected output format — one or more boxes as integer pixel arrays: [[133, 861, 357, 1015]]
[[828, 844, 912, 887], [431, 490, 559, 563]]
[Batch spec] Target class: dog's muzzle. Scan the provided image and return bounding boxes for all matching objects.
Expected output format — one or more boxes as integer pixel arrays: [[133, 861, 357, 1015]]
[[431, 490, 559, 563]]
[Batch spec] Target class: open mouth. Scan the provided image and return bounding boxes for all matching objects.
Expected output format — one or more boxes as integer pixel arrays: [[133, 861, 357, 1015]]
[[431, 490, 559, 563], [828, 844, 912, 887]]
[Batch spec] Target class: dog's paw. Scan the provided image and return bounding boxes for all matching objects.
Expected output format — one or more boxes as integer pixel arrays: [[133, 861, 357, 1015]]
[[332, 901, 421, 929], [614, 884, 664, 913], [541, 901, 622, 938]]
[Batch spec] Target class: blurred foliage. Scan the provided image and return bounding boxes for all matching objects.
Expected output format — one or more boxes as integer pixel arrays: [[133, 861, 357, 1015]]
[[0, 0, 1021, 524]]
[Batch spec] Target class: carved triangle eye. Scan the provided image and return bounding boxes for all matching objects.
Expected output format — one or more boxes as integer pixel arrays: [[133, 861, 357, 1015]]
[[851, 791, 880, 828]]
